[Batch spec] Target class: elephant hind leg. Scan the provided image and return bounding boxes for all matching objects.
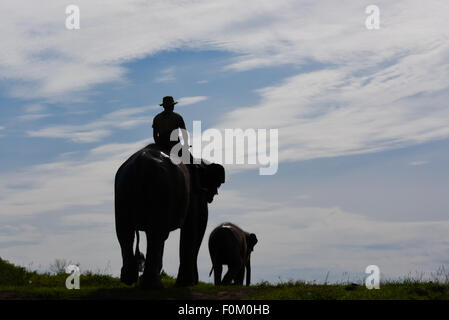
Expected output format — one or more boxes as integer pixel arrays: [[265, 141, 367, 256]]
[[141, 231, 168, 289], [213, 264, 223, 285], [118, 227, 138, 285], [222, 263, 240, 285]]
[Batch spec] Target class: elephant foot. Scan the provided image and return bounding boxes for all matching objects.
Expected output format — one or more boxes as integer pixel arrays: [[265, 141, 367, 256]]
[[140, 273, 164, 290], [175, 277, 197, 287], [120, 264, 138, 285], [175, 268, 198, 287]]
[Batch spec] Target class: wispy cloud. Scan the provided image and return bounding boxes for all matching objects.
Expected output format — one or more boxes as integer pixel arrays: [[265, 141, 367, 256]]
[[2, 1, 449, 162], [2, 171, 449, 281], [61, 213, 113, 227], [216, 52, 449, 164], [5, 0, 443, 100], [17, 103, 51, 121], [26, 105, 154, 143], [18, 113, 52, 121], [0, 139, 149, 217], [154, 67, 176, 83], [409, 161, 428, 166], [177, 96, 208, 106], [23, 104, 46, 113], [2, 0, 449, 282], [205, 190, 449, 281]]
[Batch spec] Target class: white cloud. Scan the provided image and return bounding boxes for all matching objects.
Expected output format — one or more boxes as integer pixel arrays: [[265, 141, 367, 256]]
[[0, 139, 150, 217], [3, 179, 449, 282], [1, 1, 449, 162], [61, 213, 113, 227], [18, 113, 52, 121], [3, 0, 444, 100], [203, 191, 449, 282], [23, 104, 46, 113], [17, 104, 51, 121], [154, 67, 176, 83], [2, 0, 449, 283], [177, 96, 208, 106], [28, 127, 112, 143], [0, 225, 43, 248], [215, 53, 449, 164], [26, 105, 154, 142], [409, 161, 428, 166]]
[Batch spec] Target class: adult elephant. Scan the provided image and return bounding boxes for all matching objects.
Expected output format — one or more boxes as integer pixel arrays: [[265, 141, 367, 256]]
[[115, 143, 224, 288], [208, 222, 258, 286]]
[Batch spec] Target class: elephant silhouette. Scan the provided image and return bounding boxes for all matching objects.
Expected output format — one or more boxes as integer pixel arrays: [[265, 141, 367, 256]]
[[208, 222, 258, 286], [115, 143, 224, 288]]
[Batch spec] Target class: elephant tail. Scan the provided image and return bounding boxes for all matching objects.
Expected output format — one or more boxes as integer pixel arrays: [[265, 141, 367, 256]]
[[209, 266, 213, 277]]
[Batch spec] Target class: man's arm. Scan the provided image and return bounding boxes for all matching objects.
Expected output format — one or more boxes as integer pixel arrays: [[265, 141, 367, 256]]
[[179, 117, 189, 147], [152, 121, 160, 145]]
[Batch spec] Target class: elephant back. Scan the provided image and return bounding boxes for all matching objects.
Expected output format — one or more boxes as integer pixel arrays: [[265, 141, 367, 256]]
[[115, 144, 190, 233], [209, 222, 248, 261]]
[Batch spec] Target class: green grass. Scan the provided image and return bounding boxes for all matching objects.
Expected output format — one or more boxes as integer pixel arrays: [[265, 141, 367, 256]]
[[1, 257, 449, 300]]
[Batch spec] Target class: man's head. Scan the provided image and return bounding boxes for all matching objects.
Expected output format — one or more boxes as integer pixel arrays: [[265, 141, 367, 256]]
[[160, 96, 178, 111]]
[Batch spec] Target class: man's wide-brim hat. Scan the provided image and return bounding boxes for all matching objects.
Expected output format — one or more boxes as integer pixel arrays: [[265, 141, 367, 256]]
[[160, 96, 178, 106]]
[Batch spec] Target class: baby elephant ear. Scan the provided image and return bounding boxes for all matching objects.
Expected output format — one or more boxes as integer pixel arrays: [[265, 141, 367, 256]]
[[248, 233, 258, 249]]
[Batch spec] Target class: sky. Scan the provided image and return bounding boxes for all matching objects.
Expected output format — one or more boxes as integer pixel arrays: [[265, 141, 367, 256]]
[[1, 0, 449, 284]]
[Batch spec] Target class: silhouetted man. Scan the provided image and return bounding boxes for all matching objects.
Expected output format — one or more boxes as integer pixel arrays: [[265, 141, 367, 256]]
[[152, 96, 189, 153]]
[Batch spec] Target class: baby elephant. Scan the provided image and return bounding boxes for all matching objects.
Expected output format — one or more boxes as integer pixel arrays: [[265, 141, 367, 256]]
[[208, 222, 258, 286]]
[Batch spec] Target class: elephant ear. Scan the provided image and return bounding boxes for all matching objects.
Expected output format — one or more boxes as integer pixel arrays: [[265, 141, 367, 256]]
[[196, 162, 225, 203], [200, 162, 225, 188], [210, 163, 225, 186]]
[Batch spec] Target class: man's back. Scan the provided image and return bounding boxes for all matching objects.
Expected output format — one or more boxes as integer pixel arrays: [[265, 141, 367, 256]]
[[152, 110, 186, 149]]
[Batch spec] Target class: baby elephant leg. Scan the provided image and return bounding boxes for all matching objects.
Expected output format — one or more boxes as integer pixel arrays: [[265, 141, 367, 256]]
[[222, 264, 239, 285], [213, 264, 223, 285], [235, 265, 245, 285], [222, 258, 244, 285]]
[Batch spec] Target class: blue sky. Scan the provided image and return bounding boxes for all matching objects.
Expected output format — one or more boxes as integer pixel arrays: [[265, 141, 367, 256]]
[[1, 0, 449, 284]]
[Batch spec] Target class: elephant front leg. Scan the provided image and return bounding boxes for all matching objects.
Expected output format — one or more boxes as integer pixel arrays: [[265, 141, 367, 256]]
[[235, 266, 245, 286], [176, 199, 208, 286], [141, 232, 167, 289], [176, 228, 197, 286]]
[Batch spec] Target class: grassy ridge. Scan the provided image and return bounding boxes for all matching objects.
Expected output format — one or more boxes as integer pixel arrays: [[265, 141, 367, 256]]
[[1, 257, 449, 300]]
